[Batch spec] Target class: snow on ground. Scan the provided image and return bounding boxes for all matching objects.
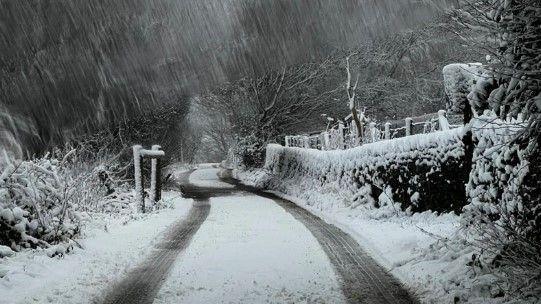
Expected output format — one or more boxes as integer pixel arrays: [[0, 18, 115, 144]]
[[189, 167, 234, 189], [0, 191, 193, 304], [271, 192, 458, 281], [155, 193, 346, 304], [196, 163, 220, 169], [163, 162, 194, 182], [236, 169, 462, 303]]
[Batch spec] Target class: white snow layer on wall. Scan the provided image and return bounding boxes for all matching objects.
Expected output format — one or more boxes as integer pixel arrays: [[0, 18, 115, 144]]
[[261, 126, 467, 213], [266, 126, 465, 169]]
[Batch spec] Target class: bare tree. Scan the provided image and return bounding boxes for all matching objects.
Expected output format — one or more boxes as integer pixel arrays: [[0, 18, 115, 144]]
[[199, 58, 346, 142], [345, 55, 364, 142]]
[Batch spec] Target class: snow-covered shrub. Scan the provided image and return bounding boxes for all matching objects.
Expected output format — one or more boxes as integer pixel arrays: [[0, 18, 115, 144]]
[[0, 148, 129, 251], [443, 63, 484, 115], [262, 127, 469, 214], [448, 1, 541, 299], [463, 114, 541, 298], [230, 134, 267, 169], [0, 155, 82, 250]]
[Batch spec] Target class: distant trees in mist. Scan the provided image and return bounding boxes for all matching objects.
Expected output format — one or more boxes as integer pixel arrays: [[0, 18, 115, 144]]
[[0, 0, 192, 154], [193, 19, 480, 160], [0, 0, 461, 160]]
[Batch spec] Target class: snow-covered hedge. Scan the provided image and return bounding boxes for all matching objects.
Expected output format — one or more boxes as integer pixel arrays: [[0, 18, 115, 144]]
[[261, 127, 469, 214], [463, 114, 540, 295], [253, 113, 540, 299]]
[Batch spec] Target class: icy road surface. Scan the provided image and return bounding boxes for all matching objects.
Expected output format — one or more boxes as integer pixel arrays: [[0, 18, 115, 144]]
[[99, 167, 416, 304], [155, 192, 346, 304]]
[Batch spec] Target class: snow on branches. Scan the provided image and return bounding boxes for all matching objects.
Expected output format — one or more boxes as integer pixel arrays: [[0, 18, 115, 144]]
[[442, 63, 484, 115], [0, 148, 153, 254], [451, 0, 541, 138], [1, 156, 82, 251]]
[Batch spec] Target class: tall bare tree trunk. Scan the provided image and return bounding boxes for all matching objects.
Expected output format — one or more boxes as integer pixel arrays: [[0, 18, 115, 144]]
[[351, 107, 363, 142], [345, 55, 363, 143]]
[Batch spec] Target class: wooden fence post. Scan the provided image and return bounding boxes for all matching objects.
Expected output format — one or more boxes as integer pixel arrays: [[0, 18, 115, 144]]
[[438, 110, 450, 131], [303, 135, 310, 149], [369, 122, 377, 143], [405, 117, 412, 136], [384, 122, 391, 140], [149, 145, 162, 203], [285, 136, 290, 147], [132, 145, 144, 212], [338, 122, 345, 149], [323, 132, 330, 150]]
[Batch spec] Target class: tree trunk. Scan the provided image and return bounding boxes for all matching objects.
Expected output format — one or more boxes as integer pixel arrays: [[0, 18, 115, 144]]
[[351, 107, 363, 142]]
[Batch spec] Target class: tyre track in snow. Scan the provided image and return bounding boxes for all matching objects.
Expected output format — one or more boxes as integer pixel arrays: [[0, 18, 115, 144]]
[[221, 172, 418, 304], [100, 171, 210, 304]]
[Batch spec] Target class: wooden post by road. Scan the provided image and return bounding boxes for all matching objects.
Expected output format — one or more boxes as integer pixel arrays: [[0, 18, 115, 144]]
[[149, 145, 162, 203], [438, 110, 450, 131], [323, 132, 330, 150], [133, 145, 165, 213], [369, 122, 377, 143], [384, 122, 391, 140], [141, 146, 165, 205], [132, 145, 144, 212], [338, 122, 345, 149]]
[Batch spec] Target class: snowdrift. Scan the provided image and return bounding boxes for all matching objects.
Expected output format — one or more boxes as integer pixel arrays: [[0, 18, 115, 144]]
[[261, 127, 469, 214]]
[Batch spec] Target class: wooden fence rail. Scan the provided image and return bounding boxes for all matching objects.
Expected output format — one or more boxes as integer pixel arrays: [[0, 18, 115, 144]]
[[285, 110, 463, 150]]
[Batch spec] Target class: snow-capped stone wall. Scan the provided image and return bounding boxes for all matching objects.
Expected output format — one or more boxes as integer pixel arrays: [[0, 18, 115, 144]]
[[262, 127, 469, 214]]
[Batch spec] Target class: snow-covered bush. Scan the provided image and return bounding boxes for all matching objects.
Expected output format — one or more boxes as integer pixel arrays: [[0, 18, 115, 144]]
[[262, 127, 469, 214], [463, 114, 540, 298], [448, 1, 541, 299], [229, 134, 267, 169], [0, 147, 139, 252], [1, 155, 83, 250], [443, 63, 484, 115]]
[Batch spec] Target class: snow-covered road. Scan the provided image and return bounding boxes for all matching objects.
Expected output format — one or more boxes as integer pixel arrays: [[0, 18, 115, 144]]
[[2, 167, 416, 304], [98, 167, 417, 304], [154, 192, 345, 304], [154, 167, 414, 304]]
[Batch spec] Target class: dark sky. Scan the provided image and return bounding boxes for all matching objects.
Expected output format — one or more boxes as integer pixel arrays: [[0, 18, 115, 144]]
[[163, 0, 452, 88], [0, 0, 452, 152]]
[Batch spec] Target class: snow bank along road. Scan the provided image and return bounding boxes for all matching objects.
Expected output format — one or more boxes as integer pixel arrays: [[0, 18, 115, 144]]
[[100, 167, 417, 304]]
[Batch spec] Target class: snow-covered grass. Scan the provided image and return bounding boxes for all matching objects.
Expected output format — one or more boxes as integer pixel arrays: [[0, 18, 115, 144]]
[[155, 194, 345, 304], [0, 191, 192, 304], [0, 147, 179, 252]]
